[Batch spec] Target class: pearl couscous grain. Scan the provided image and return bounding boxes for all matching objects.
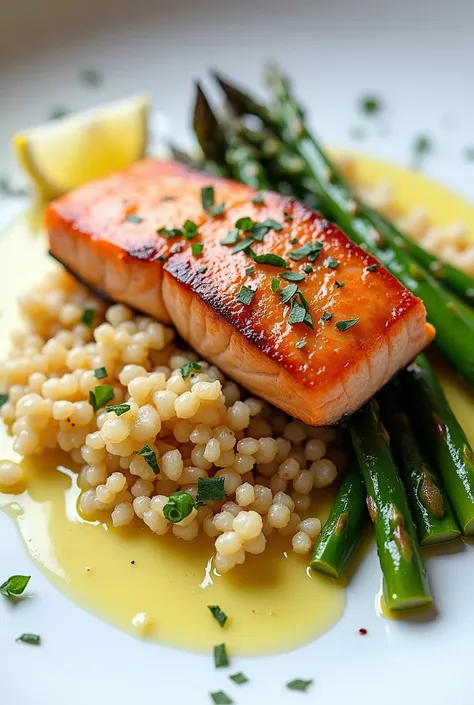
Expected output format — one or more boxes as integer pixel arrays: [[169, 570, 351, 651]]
[[0, 270, 347, 571]]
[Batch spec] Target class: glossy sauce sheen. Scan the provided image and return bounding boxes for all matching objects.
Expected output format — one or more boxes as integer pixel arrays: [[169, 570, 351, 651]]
[[46, 159, 433, 425], [1, 155, 474, 654]]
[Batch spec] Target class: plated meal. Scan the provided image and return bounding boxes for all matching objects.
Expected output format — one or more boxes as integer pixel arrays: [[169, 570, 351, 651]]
[[1, 64, 474, 701]]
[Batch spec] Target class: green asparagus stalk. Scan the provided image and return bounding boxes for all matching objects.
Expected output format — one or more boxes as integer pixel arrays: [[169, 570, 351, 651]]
[[378, 383, 460, 545], [214, 70, 474, 389], [400, 355, 474, 535], [232, 119, 474, 303], [367, 209, 474, 304], [349, 399, 433, 611], [193, 83, 228, 166], [193, 84, 269, 189], [310, 461, 367, 579]]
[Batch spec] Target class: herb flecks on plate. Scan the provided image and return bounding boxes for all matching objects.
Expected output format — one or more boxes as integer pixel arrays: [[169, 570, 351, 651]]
[[359, 95, 383, 116], [0, 575, 31, 597], [16, 633, 41, 646], [210, 692, 233, 704], [286, 678, 313, 692], [208, 605, 228, 627], [213, 642, 229, 668]]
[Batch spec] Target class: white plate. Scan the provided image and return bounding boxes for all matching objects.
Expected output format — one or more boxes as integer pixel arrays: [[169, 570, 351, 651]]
[[1, 1, 474, 703]]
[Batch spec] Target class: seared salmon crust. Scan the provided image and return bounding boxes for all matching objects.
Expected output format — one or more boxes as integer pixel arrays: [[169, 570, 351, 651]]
[[46, 159, 434, 425]]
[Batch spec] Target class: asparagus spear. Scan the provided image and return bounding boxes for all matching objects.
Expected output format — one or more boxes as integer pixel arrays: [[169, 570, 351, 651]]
[[232, 118, 474, 303], [310, 461, 367, 579], [214, 71, 474, 389], [400, 355, 474, 535], [193, 84, 269, 189], [378, 383, 460, 545], [193, 83, 228, 166], [349, 399, 433, 611], [367, 209, 474, 304]]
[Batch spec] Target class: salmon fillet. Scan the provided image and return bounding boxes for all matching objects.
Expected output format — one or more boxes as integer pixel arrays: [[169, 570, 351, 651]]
[[46, 159, 434, 425]]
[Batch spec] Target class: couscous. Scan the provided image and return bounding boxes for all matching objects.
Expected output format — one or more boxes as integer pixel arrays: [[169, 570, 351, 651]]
[[0, 269, 345, 572]]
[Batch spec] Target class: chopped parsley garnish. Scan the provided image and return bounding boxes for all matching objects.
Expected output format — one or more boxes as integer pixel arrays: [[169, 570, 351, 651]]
[[180, 361, 202, 379], [197, 265, 208, 274], [208, 605, 228, 627], [336, 318, 360, 331], [0, 575, 30, 597], [229, 673, 249, 685], [236, 285, 256, 305], [284, 211, 293, 222], [157, 227, 182, 238], [271, 278, 281, 294], [213, 643, 229, 668], [196, 476, 226, 504], [231, 238, 255, 255], [89, 385, 114, 412], [251, 193, 265, 204], [210, 203, 225, 216], [16, 633, 40, 646], [80, 68, 102, 86], [261, 217, 283, 231], [296, 340, 307, 349], [210, 692, 233, 704], [137, 445, 160, 474], [250, 223, 269, 241], [289, 241, 323, 262], [105, 404, 131, 416], [412, 134, 433, 169], [182, 220, 199, 240], [245, 266, 255, 276], [325, 256, 339, 269], [81, 308, 95, 326], [288, 299, 308, 326], [286, 679, 313, 692], [335, 280, 346, 288], [0, 393, 9, 408], [360, 95, 383, 116], [94, 367, 107, 380], [220, 229, 240, 245], [125, 213, 143, 224], [303, 264, 313, 274], [163, 491, 195, 523], [366, 264, 378, 272], [235, 216, 255, 231], [321, 311, 334, 322], [289, 238, 299, 245], [280, 271, 305, 282], [191, 243, 204, 256], [201, 185, 215, 211], [247, 251, 288, 268], [279, 283, 298, 303]]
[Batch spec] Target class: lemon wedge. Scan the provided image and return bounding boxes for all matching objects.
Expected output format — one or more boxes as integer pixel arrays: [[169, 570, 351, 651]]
[[13, 94, 150, 199]]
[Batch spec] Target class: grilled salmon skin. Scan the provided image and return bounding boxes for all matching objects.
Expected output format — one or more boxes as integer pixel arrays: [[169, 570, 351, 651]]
[[46, 159, 434, 425]]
